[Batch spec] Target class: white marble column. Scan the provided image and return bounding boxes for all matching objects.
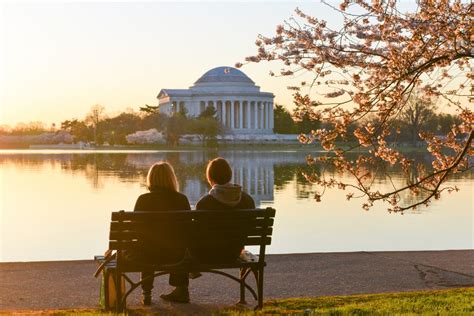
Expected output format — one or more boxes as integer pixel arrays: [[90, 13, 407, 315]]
[[270, 102, 274, 129], [253, 170, 258, 195], [263, 102, 267, 129], [263, 169, 270, 195], [174, 101, 179, 113], [267, 102, 271, 129], [239, 167, 244, 186], [245, 167, 252, 194], [253, 101, 258, 129], [216, 100, 219, 123], [215, 100, 220, 123], [229, 101, 235, 129], [259, 101, 264, 129], [221, 101, 226, 127], [265, 102, 269, 129], [246, 101, 251, 129], [238, 101, 243, 128]]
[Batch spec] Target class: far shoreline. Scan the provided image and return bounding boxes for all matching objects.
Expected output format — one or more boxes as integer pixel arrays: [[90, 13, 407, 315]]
[[0, 142, 430, 153]]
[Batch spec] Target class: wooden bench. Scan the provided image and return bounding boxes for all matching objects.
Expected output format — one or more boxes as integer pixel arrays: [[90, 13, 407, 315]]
[[94, 208, 276, 312]]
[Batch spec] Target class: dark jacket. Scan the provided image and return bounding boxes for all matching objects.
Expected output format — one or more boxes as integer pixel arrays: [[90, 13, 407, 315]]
[[134, 189, 190, 212], [195, 184, 255, 263], [132, 189, 191, 265]]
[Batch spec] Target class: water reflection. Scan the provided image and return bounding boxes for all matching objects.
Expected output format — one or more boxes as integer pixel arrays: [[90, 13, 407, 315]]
[[0, 150, 472, 262], [0, 150, 471, 208]]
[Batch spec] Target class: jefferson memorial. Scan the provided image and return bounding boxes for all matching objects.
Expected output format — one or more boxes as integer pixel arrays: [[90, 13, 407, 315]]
[[157, 66, 274, 134]]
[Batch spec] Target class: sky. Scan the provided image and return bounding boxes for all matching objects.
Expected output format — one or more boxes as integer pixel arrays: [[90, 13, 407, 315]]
[[0, 1, 345, 127]]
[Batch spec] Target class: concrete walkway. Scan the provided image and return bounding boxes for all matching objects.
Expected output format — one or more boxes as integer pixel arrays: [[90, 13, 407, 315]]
[[1, 250, 473, 314]]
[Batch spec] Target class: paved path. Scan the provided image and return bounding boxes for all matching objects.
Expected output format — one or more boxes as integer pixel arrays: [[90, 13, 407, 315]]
[[1, 250, 473, 314]]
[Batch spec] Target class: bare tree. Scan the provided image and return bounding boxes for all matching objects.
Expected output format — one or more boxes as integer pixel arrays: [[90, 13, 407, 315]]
[[86, 104, 105, 145], [400, 94, 437, 145]]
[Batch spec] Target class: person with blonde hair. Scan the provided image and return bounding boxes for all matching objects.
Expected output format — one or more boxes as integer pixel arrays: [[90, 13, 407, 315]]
[[133, 161, 191, 304]]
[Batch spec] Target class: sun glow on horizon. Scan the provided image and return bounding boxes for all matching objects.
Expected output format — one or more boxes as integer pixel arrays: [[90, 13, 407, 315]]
[[1, 2, 337, 127]]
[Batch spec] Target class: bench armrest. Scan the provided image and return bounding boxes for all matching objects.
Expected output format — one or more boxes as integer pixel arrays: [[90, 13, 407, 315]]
[[93, 250, 116, 278]]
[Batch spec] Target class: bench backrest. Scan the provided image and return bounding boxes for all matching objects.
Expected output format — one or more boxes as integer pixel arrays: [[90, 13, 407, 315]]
[[109, 208, 276, 261]]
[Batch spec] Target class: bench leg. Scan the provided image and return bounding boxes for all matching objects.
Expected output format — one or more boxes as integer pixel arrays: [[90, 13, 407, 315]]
[[256, 267, 264, 310], [115, 271, 124, 313], [102, 269, 111, 311], [239, 267, 248, 304]]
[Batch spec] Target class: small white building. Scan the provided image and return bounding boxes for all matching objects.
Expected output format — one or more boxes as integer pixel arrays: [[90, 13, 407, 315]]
[[157, 66, 274, 134]]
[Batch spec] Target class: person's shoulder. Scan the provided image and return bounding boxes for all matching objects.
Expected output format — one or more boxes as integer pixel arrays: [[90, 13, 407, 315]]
[[240, 191, 255, 208], [196, 194, 214, 209], [170, 190, 186, 198], [241, 191, 254, 202], [196, 194, 212, 205], [175, 191, 190, 202], [152, 189, 184, 198], [138, 192, 152, 197], [241, 191, 253, 199], [136, 192, 152, 201], [134, 192, 154, 211]]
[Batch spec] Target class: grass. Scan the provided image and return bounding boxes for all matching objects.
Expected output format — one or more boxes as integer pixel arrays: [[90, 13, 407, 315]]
[[217, 288, 474, 315], [12, 288, 473, 315]]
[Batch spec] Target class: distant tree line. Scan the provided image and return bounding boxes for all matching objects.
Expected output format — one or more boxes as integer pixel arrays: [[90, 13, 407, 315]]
[[0, 104, 222, 147], [0, 95, 461, 147], [59, 104, 222, 146], [273, 97, 461, 145]]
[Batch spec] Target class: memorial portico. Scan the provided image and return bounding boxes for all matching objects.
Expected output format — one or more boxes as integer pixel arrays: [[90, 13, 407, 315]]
[[157, 66, 274, 134]]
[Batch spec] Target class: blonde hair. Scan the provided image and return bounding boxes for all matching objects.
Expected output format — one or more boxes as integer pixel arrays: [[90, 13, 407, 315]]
[[146, 161, 179, 192]]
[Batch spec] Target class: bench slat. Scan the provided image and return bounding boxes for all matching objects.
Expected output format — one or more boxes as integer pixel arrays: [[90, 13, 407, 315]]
[[109, 236, 272, 250], [110, 218, 274, 232], [111, 208, 275, 221], [109, 227, 273, 240]]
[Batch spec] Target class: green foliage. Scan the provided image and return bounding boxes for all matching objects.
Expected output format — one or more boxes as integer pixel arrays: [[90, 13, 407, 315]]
[[61, 119, 91, 142], [295, 111, 321, 134], [190, 105, 222, 146], [199, 105, 218, 119], [141, 112, 167, 131], [100, 112, 143, 145], [273, 104, 321, 134], [273, 104, 296, 134], [17, 97, 456, 148], [191, 116, 222, 146], [138, 104, 159, 114], [165, 111, 189, 146]]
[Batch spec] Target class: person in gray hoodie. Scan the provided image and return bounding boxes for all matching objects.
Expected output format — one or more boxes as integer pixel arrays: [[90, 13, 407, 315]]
[[195, 157, 255, 262]]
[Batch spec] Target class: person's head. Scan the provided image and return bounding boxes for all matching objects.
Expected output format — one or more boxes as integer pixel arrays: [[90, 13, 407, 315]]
[[146, 161, 179, 192], [206, 157, 232, 186]]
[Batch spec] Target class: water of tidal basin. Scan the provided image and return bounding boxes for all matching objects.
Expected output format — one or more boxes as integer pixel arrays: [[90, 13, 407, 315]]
[[0, 149, 472, 262]]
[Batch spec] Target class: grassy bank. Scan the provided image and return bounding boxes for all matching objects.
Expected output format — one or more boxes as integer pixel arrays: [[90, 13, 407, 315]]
[[219, 288, 474, 315], [20, 288, 474, 315]]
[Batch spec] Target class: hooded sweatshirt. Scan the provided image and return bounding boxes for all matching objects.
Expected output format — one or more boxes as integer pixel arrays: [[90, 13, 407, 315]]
[[196, 183, 255, 210], [194, 183, 256, 263], [208, 183, 242, 207]]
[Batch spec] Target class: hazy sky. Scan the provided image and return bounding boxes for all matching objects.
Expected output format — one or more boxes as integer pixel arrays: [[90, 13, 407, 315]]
[[0, 1, 345, 127]]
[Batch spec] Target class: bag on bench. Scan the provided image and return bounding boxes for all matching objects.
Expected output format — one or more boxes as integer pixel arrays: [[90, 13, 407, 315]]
[[99, 268, 126, 310]]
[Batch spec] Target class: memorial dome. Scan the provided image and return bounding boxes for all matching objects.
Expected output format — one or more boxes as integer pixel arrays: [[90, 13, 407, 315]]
[[158, 66, 274, 135], [194, 66, 255, 85]]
